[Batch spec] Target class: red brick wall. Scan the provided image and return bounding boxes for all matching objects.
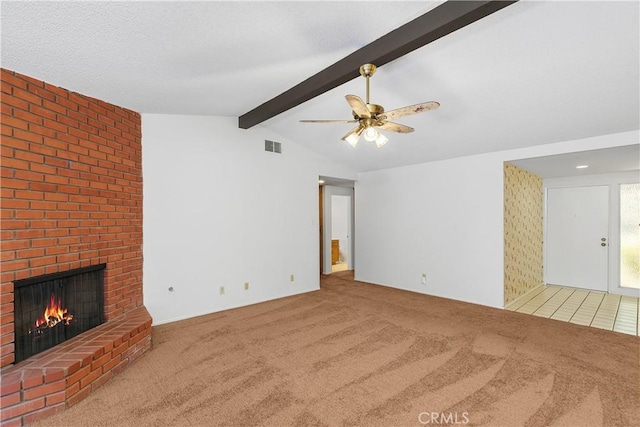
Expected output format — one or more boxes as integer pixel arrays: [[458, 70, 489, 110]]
[[0, 69, 143, 368]]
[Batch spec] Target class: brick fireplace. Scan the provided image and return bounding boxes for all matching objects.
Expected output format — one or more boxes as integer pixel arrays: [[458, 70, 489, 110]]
[[1, 69, 152, 426]]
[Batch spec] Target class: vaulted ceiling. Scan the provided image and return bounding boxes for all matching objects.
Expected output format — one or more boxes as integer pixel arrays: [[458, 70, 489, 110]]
[[2, 1, 638, 172]]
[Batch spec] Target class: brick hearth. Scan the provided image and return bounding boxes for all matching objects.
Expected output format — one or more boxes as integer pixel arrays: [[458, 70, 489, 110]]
[[1, 69, 151, 426], [0, 307, 151, 426]]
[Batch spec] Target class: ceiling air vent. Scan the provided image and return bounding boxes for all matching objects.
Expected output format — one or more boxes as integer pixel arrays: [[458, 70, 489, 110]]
[[265, 140, 282, 154]]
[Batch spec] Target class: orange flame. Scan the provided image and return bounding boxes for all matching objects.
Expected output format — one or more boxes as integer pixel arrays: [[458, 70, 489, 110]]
[[34, 294, 73, 330]]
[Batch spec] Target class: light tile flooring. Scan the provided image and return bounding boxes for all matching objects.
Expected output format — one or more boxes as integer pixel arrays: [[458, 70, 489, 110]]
[[507, 285, 640, 336], [331, 261, 349, 273]]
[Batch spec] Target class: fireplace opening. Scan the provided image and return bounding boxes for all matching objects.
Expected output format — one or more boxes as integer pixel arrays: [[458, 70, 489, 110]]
[[13, 264, 106, 364]]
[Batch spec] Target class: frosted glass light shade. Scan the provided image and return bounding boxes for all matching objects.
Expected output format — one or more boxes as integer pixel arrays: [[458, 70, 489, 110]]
[[363, 127, 378, 142], [374, 132, 388, 148], [343, 132, 360, 147]]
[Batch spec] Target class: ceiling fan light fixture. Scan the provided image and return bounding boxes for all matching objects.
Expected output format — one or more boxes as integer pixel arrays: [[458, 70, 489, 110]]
[[343, 130, 361, 147], [300, 63, 439, 149], [374, 132, 388, 148], [363, 126, 379, 142]]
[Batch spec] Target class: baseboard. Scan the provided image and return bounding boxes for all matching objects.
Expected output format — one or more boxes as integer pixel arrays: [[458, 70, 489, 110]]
[[504, 283, 545, 310], [150, 287, 319, 326]]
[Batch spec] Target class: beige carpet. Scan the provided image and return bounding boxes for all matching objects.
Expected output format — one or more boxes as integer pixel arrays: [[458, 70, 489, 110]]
[[35, 272, 640, 426]]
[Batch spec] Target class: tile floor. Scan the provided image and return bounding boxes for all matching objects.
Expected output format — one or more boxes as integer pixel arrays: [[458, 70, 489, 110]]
[[507, 285, 640, 336], [331, 261, 349, 273]]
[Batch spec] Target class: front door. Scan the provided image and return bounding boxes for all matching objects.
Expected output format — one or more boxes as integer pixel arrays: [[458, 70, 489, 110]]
[[545, 185, 609, 291]]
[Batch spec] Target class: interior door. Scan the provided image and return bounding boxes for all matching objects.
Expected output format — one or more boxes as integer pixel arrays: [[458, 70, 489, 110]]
[[545, 185, 609, 291]]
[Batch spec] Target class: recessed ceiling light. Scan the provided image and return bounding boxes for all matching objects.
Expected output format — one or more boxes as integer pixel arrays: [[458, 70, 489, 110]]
[[318, 179, 325, 185], [575, 165, 589, 169]]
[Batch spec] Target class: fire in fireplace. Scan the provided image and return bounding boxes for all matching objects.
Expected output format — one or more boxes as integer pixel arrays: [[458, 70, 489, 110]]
[[30, 293, 74, 335], [13, 264, 106, 363]]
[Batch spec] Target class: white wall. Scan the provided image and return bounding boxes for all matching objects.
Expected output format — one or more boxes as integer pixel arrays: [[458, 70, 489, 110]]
[[143, 114, 356, 324], [355, 131, 639, 308]]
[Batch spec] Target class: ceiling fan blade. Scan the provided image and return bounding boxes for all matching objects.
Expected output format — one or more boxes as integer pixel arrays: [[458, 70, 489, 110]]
[[377, 121, 414, 134], [300, 119, 358, 123], [345, 95, 370, 119], [383, 101, 440, 120]]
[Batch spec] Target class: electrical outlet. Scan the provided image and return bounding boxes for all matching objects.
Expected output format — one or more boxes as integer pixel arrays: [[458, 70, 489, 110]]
[[290, 274, 295, 282], [421, 273, 427, 285], [219, 286, 225, 295], [244, 282, 249, 291]]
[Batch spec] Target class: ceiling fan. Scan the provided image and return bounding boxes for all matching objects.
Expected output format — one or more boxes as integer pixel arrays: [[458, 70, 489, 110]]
[[300, 63, 439, 148]]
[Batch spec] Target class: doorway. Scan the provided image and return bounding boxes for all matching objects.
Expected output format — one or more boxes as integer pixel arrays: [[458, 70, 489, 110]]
[[319, 178, 355, 275], [331, 195, 351, 272], [508, 145, 640, 299]]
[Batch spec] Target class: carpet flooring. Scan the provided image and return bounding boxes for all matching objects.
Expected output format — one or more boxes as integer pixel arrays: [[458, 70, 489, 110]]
[[35, 272, 640, 426]]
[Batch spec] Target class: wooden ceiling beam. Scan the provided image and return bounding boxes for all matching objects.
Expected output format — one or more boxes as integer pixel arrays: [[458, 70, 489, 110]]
[[238, 0, 518, 129]]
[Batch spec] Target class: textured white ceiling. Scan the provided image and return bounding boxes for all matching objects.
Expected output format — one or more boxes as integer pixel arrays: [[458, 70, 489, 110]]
[[2, 1, 639, 173], [0, 1, 437, 116]]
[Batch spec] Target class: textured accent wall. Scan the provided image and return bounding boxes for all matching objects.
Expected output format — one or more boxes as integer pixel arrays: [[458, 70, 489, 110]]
[[504, 162, 543, 305], [0, 69, 143, 368]]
